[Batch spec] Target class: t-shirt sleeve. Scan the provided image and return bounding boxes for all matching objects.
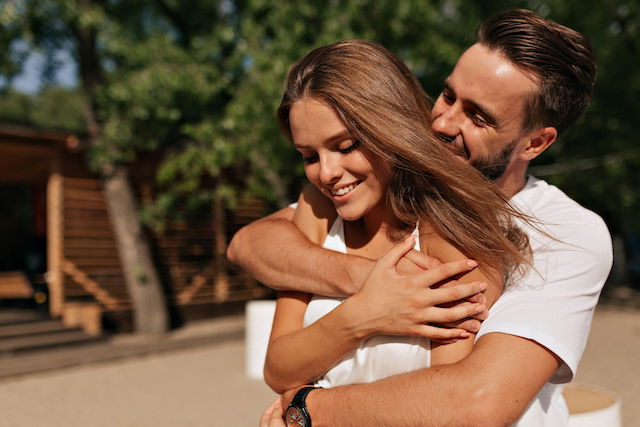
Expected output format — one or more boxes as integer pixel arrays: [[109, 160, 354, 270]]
[[475, 218, 613, 383]]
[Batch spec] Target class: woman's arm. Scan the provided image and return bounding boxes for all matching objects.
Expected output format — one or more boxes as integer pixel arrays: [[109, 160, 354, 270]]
[[264, 290, 372, 393], [264, 188, 367, 393], [264, 191, 491, 392], [264, 242, 489, 392], [421, 227, 503, 365]]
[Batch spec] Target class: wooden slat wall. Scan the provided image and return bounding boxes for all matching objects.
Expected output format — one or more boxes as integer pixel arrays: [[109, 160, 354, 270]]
[[61, 177, 130, 309], [153, 217, 215, 304], [150, 196, 270, 305], [59, 175, 270, 312]]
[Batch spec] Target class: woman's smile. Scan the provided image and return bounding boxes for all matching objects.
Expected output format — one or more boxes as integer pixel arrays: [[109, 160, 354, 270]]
[[330, 181, 360, 197], [290, 97, 390, 222]]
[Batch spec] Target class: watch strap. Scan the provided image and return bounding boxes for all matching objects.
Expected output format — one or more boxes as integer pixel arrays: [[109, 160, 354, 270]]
[[291, 386, 317, 407], [287, 386, 319, 427]]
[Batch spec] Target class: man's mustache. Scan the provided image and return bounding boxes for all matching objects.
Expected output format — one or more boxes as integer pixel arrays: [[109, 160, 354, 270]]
[[435, 132, 469, 159], [435, 132, 455, 143]]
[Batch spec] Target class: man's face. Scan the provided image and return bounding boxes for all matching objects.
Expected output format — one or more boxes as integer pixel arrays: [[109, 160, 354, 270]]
[[431, 43, 539, 181]]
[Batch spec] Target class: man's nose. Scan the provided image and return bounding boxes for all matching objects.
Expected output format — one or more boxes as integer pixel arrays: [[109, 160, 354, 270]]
[[319, 154, 342, 185], [431, 105, 460, 139]]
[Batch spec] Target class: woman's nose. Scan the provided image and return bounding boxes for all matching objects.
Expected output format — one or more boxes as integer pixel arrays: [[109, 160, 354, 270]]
[[319, 154, 342, 185]]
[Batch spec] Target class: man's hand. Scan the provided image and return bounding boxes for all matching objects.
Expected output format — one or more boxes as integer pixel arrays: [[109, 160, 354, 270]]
[[343, 236, 488, 342]]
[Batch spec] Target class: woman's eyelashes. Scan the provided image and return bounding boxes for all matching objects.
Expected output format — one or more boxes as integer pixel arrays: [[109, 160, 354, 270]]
[[302, 154, 319, 163], [339, 139, 360, 154], [300, 139, 361, 163]]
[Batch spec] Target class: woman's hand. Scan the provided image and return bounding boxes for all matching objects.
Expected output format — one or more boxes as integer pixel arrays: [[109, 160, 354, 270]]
[[343, 235, 488, 342], [394, 247, 488, 339], [259, 398, 285, 427]]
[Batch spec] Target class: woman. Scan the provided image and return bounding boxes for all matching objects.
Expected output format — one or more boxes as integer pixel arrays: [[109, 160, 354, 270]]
[[263, 40, 530, 401]]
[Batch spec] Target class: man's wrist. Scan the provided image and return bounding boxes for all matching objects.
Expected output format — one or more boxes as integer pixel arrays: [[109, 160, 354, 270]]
[[340, 255, 375, 295], [305, 387, 327, 427], [285, 386, 320, 427]]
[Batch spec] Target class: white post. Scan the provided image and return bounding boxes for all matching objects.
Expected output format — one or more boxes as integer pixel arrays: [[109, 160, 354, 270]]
[[564, 383, 622, 427], [245, 300, 277, 379]]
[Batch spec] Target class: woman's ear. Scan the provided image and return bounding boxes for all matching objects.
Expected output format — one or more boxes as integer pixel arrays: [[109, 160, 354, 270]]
[[520, 127, 557, 161]]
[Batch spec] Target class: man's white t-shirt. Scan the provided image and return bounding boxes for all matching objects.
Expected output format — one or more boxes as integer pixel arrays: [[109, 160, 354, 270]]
[[476, 176, 613, 426]]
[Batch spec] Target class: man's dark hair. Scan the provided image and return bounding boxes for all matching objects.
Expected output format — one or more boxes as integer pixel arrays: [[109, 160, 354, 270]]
[[477, 9, 596, 135]]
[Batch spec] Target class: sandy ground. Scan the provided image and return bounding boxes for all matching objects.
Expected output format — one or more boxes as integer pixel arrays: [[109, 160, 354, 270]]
[[0, 304, 637, 427]]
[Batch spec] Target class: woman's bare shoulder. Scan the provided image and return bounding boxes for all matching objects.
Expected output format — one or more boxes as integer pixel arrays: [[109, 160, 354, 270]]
[[293, 184, 338, 245]]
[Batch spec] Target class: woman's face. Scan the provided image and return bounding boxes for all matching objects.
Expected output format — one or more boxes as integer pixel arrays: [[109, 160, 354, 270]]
[[289, 97, 391, 221]]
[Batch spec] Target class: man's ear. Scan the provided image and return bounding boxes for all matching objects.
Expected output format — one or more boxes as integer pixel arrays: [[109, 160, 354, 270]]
[[520, 126, 557, 161]]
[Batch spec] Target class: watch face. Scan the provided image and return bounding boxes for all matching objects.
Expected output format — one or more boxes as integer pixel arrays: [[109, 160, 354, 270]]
[[285, 407, 307, 427]]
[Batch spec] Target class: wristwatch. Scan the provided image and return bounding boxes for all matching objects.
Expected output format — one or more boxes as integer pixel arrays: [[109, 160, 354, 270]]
[[285, 386, 319, 427]]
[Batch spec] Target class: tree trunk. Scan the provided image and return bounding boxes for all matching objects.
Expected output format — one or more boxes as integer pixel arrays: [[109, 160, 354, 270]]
[[213, 195, 229, 302], [73, 0, 168, 335], [103, 165, 169, 335]]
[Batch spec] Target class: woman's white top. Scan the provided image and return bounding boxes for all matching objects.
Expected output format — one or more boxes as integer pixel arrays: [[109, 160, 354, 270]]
[[303, 217, 430, 388]]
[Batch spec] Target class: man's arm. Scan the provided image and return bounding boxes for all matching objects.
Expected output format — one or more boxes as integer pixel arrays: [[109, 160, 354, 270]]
[[227, 205, 373, 296], [227, 184, 381, 296], [301, 333, 561, 426]]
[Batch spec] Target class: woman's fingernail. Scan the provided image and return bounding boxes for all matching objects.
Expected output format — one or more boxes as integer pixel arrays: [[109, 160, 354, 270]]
[[467, 260, 478, 268]]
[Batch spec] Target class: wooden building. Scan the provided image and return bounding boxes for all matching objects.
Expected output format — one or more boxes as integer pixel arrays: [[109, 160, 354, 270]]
[[0, 124, 269, 333]]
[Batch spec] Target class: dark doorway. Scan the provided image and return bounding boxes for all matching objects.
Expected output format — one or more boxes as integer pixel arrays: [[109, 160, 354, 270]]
[[0, 184, 47, 308]]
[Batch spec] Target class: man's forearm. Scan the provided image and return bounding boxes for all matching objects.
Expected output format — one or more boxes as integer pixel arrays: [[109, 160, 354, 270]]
[[306, 362, 486, 426], [227, 208, 373, 296], [303, 334, 559, 426]]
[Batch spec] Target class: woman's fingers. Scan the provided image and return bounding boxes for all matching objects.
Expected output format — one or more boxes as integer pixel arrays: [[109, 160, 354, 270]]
[[413, 259, 478, 286], [466, 292, 487, 305], [413, 324, 470, 341], [437, 318, 483, 333], [259, 398, 282, 427], [423, 303, 488, 324], [268, 402, 285, 427], [402, 249, 442, 270], [426, 281, 487, 306], [379, 235, 417, 269]]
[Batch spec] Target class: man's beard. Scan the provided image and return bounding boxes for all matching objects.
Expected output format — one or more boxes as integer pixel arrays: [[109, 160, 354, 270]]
[[470, 139, 518, 181]]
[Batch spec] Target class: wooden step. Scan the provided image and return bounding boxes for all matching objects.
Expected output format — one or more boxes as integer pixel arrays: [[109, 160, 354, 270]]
[[0, 319, 69, 339], [0, 328, 103, 354], [0, 272, 33, 298], [0, 309, 47, 325]]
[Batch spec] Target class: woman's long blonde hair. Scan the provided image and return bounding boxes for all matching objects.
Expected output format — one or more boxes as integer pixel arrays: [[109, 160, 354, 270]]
[[277, 40, 531, 276]]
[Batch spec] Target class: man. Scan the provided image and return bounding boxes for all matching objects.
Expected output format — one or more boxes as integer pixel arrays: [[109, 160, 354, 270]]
[[228, 9, 612, 426]]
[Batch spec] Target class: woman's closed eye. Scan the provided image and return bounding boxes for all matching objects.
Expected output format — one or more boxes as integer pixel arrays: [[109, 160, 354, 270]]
[[300, 139, 360, 163], [339, 139, 360, 154], [302, 153, 319, 163]]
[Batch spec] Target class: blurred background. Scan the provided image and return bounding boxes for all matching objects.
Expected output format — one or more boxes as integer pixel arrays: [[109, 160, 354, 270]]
[[0, 0, 637, 425]]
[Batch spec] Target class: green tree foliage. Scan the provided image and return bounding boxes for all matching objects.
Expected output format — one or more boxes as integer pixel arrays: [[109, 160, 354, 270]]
[[526, 1, 640, 236], [0, 87, 85, 131], [0, 0, 638, 237]]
